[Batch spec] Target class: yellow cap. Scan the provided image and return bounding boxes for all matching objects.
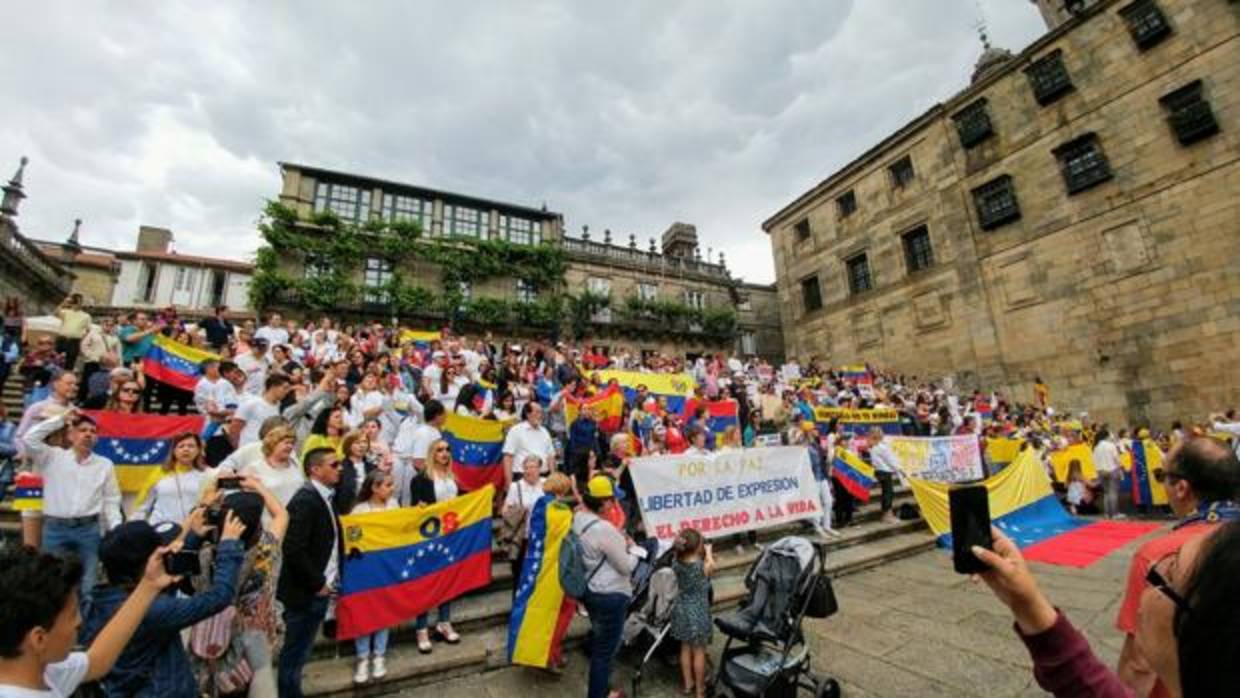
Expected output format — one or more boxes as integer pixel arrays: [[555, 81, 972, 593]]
[[800, 420, 816, 432], [586, 475, 615, 499]]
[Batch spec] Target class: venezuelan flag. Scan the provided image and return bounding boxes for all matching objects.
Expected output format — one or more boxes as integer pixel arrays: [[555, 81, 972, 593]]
[[1130, 438, 1169, 507], [142, 334, 219, 392], [832, 449, 876, 503], [14, 472, 43, 511], [1048, 443, 1097, 482], [86, 410, 205, 496], [910, 450, 1159, 567], [985, 437, 1025, 470], [337, 486, 494, 640], [565, 384, 625, 433], [441, 412, 507, 493], [703, 399, 739, 446], [839, 364, 872, 384], [399, 329, 441, 348], [590, 370, 696, 415], [508, 495, 576, 668]]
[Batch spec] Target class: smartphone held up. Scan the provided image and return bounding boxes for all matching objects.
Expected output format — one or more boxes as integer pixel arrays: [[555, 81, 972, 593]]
[[949, 484, 993, 574]]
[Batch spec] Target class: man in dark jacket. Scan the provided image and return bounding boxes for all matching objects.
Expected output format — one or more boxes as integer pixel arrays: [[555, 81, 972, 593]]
[[81, 513, 246, 698], [277, 447, 342, 698], [200, 306, 234, 352]]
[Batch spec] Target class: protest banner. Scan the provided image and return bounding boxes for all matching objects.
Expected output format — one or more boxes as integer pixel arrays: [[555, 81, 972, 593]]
[[628, 446, 821, 541], [886, 434, 985, 483], [812, 406, 902, 436]]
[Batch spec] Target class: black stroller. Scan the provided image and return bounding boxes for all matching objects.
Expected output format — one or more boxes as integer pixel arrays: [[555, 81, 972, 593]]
[[621, 539, 683, 697], [709, 536, 841, 697]]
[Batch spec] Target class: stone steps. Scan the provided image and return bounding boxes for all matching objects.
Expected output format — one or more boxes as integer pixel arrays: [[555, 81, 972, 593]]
[[301, 523, 937, 696]]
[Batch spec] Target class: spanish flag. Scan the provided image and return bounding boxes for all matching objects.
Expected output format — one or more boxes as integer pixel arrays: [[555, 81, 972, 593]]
[[142, 334, 219, 392], [564, 384, 625, 433], [441, 412, 507, 493], [508, 495, 576, 668], [832, 449, 876, 503], [337, 486, 494, 640]]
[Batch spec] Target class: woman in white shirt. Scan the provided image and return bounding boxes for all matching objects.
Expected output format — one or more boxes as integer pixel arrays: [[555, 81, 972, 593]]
[[241, 425, 304, 505], [349, 469, 399, 683], [133, 432, 211, 525], [433, 365, 468, 406], [349, 372, 387, 430], [408, 438, 462, 652]]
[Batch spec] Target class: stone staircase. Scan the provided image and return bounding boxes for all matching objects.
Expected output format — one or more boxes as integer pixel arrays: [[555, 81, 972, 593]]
[[299, 489, 933, 696]]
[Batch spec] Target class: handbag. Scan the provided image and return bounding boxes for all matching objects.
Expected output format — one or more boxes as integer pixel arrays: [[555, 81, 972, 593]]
[[498, 483, 531, 560], [805, 574, 839, 619]]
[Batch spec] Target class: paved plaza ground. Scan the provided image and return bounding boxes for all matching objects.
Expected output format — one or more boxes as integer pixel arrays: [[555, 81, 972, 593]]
[[415, 522, 1167, 697]]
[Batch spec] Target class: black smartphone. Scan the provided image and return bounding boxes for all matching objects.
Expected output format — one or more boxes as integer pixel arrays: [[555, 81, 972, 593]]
[[163, 550, 201, 576], [217, 476, 243, 490], [949, 484, 993, 574]]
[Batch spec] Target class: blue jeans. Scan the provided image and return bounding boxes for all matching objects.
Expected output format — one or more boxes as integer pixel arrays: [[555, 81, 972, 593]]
[[42, 518, 101, 617], [414, 602, 451, 630], [583, 592, 630, 698], [354, 629, 390, 658], [278, 596, 329, 698]]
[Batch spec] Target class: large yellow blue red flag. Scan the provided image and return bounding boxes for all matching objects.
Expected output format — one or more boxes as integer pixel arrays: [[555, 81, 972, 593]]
[[508, 495, 576, 668], [1128, 438, 1168, 507], [142, 334, 219, 392], [84, 410, 205, 495], [832, 449, 876, 503], [589, 370, 696, 415], [1049, 443, 1097, 482], [908, 449, 1159, 567], [564, 384, 625, 433], [337, 486, 494, 640], [441, 413, 508, 493]]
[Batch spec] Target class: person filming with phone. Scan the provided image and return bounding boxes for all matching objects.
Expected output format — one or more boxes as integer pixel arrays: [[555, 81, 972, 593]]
[[80, 509, 247, 698]]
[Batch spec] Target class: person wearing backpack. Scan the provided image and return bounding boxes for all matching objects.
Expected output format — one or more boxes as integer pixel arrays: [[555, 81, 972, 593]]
[[568, 476, 640, 698]]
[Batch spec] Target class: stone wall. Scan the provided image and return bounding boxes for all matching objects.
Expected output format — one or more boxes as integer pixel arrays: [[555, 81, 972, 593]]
[[765, 0, 1240, 427]]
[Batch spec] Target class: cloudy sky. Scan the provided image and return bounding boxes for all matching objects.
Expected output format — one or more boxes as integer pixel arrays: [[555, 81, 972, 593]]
[[2, 1, 1046, 284]]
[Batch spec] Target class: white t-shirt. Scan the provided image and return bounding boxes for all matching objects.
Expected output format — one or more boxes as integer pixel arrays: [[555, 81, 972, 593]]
[[234, 353, 268, 396], [1093, 439, 1122, 475], [502, 422, 555, 474], [408, 424, 442, 463], [242, 458, 305, 506], [0, 651, 89, 698], [253, 326, 289, 348], [235, 395, 280, 447], [504, 478, 545, 513], [194, 376, 239, 419]]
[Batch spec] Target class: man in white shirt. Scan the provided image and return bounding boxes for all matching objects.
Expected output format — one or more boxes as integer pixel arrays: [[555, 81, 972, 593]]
[[501, 402, 557, 492], [234, 374, 291, 447], [234, 338, 270, 396], [0, 545, 177, 698], [393, 400, 446, 505], [1210, 409, 1240, 458], [193, 358, 239, 426], [1092, 429, 1124, 519], [867, 427, 903, 525], [23, 409, 123, 616], [253, 313, 289, 348]]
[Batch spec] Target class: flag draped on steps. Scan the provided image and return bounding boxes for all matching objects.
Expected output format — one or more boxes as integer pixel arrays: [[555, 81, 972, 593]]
[[908, 449, 1160, 568], [142, 334, 219, 392], [564, 383, 625, 433], [85, 410, 205, 498], [336, 486, 494, 640], [508, 495, 576, 668], [1048, 443, 1097, 482], [831, 448, 875, 503], [441, 412, 508, 493]]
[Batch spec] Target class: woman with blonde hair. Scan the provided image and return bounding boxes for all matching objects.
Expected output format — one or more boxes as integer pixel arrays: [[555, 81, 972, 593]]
[[241, 425, 304, 505], [408, 438, 462, 653], [133, 432, 210, 525]]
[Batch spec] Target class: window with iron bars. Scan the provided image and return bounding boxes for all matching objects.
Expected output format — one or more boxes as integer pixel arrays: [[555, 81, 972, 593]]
[[846, 254, 873, 295], [902, 227, 934, 274], [1159, 80, 1220, 146], [1053, 134, 1113, 195], [1024, 50, 1074, 106], [1119, 0, 1172, 51], [952, 98, 994, 149], [972, 175, 1022, 230]]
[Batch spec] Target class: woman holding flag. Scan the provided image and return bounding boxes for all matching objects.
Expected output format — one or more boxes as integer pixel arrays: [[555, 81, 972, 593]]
[[132, 432, 210, 526], [409, 438, 463, 653]]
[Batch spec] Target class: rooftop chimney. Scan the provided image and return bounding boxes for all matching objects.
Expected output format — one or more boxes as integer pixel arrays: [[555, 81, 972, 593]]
[[136, 225, 173, 254]]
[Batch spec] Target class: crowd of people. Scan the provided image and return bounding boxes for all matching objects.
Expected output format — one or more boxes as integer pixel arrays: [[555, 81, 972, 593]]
[[1, 294, 1239, 698]]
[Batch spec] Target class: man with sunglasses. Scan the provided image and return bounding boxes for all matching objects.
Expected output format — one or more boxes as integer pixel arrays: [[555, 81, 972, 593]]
[[1115, 436, 1240, 697]]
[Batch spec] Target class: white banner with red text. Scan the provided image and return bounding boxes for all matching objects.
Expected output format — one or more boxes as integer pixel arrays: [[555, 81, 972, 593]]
[[628, 446, 821, 541]]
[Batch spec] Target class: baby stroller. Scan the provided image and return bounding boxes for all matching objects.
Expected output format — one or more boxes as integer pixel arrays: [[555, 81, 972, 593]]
[[709, 536, 840, 698], [621, 538, 681, 697]]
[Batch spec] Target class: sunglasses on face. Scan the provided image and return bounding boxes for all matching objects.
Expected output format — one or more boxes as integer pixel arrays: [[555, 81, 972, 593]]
[[121, 386, 140, 394], [434, 446, 451, 452], [1146, 554, 1191, 614]]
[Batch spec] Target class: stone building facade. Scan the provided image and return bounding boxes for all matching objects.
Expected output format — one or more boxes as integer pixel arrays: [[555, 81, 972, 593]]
[[276, 163, 783, 361], [0, 158, 75, 314], [763, 0, 1239, 427]]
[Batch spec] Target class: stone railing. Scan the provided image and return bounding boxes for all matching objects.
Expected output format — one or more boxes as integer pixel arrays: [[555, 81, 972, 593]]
[[561, 236, 729, 279], [0, 219, 74, 295]]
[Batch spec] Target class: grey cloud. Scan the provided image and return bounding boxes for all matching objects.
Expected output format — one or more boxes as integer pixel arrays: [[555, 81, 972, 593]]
[[3, 0, 1046, 283]]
